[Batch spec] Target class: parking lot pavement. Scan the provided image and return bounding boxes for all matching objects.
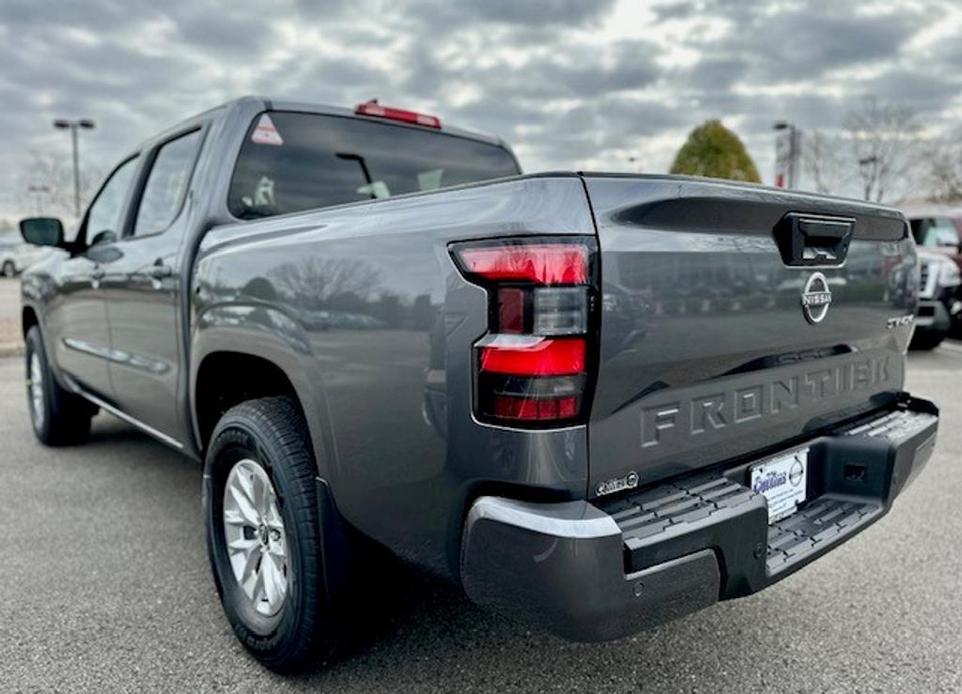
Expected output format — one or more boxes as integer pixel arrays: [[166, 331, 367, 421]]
[[0, 278, 21, 349], [0, 350, 960, 693]]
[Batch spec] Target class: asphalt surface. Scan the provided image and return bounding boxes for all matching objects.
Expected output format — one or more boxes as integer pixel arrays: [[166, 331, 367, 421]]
[[0, 277, 18, 316], [1, 348, 961, 693], [0, 277, 20, 344]]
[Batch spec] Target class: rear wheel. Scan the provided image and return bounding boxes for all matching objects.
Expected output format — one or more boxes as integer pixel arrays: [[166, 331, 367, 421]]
[[25, 326, 94, 445], [1, 260, 15, 277], [204, 396, 352, 672]]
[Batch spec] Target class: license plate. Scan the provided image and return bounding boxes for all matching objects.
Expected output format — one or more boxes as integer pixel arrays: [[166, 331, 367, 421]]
[[750, 448, 809, 524]]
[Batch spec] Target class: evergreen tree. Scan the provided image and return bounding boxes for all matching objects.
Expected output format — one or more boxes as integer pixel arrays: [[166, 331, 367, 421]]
[[670, 120, 761, 183]]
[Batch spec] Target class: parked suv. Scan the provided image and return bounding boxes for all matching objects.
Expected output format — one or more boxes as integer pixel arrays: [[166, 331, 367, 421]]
[[911, 252, 961, 349], [906, 208, 962, 340], [908, 210, 962, 261]]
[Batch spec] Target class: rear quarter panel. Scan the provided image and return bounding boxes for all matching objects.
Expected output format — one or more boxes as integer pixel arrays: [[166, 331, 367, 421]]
[[191, 175, 594, 575]]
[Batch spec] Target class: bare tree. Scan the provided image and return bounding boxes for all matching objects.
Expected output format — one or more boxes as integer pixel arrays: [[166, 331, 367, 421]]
[[268, 257, 382, 308], [16, 150, 104, 224], [844, 96, 920, 203], [801, 130, 847, 195], [923, 133, 962, 203]]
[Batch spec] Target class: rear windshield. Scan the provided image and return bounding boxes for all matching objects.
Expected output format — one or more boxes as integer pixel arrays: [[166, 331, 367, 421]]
[[228, 111, 520, 220]]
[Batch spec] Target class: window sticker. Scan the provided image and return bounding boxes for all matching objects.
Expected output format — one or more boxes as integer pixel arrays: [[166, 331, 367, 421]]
[[251, 114, 284, 146], [418, 168, 444, 191]]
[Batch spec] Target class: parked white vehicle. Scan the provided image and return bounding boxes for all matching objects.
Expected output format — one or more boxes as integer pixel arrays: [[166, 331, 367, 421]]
[[0, 232, 51, 276]]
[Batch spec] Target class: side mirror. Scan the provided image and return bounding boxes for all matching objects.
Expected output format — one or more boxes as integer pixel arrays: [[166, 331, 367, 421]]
[[19, 217, 64, 247], [89, 230, 116, 247]]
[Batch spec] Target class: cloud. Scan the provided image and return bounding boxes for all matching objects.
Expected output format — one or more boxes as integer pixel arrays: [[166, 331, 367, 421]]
[[403, 0, 618, 29], [0, 0, 960, 219], [729, 6, 927, 82]]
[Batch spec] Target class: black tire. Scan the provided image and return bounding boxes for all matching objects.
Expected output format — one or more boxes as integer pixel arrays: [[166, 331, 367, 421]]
[[950, 318, 962, 340], [25, 326, 94, 445], [1, 261, 15, 277], [204, 396, 349, 672], [909, 330, 946, 351]]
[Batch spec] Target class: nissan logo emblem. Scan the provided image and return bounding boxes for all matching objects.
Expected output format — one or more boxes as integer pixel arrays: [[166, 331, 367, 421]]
[[801, 272, 832, 324]]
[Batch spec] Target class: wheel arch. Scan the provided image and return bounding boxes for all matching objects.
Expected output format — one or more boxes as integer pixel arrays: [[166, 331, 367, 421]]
[[21, 303, 73, 393], [194, 351, 296, 447], [22, 304, 39, 338], [190, 332, 337, 484]]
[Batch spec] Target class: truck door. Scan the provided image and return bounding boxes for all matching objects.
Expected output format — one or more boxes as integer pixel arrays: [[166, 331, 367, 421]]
[[45, 155, 139, 398], [101, 128, 203, 445]]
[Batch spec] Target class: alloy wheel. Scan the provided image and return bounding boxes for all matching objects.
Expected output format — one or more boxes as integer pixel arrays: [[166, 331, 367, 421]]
[[28, 352, 44, 431], [223, 459, 289, 617]]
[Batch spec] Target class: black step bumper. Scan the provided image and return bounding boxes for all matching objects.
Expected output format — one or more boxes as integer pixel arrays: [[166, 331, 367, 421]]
[[460, 396, 938, 642]]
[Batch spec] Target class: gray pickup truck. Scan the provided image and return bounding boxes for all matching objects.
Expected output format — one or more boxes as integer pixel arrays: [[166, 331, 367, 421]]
[[18, 96, 939, 672]]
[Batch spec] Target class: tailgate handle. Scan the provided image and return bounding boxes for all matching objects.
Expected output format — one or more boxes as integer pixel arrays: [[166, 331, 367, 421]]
[[774, 213, 855, 267]]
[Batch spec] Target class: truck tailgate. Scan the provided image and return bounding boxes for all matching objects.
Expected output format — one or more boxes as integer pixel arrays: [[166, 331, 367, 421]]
[[583, 174, 916, 499]]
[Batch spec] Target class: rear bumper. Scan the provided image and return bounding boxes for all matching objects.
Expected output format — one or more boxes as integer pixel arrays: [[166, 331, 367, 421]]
[[460, 396, 938, 642]]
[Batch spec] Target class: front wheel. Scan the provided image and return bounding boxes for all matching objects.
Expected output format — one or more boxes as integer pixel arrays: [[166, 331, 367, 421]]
[[25, 326, 94, 445], [204, 397, 352, 672]]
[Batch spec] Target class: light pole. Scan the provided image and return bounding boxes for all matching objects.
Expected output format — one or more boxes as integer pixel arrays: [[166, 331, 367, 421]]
[[53, 118, 95, 218], [773, 121, 799, 189], [858, 155, 879, 201], [27, 184, 50, 216]]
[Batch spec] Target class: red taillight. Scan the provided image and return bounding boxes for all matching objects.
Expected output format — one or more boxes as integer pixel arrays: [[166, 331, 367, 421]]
[[479, 337, 585, 376], [457, 244, 588, 285], [355, 100, 441, 129], [492, 394, 579, 421], [452, 238, 595, 426]]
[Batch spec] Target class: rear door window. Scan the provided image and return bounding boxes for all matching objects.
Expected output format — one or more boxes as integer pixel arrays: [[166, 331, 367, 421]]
[[133, 129, 203, 237], [227, 111, 520, 220]]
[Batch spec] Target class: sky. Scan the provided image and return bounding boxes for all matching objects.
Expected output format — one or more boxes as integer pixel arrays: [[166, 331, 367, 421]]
[[2, 0, 962, 221]]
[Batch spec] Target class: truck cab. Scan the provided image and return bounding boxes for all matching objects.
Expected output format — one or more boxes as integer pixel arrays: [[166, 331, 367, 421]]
[[19, 96, 520, 452]]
